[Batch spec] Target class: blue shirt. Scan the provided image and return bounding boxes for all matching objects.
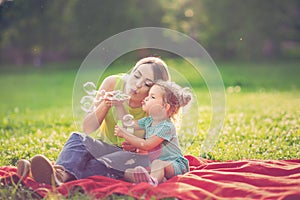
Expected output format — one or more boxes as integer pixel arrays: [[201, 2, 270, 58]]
[[138, 116, 189, 175]]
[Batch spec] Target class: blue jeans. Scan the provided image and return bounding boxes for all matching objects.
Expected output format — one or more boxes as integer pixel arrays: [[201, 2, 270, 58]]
[[56, 132, 150, 180]]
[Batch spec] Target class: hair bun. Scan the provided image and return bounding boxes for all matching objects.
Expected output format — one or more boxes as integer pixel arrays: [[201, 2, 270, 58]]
[[179, 87, 192, 107]]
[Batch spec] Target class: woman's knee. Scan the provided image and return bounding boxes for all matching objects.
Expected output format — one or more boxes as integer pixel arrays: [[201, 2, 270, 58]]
[[67, 132, 92, 144], [62, 132, 89, 150], [70, 132, 87, 140]]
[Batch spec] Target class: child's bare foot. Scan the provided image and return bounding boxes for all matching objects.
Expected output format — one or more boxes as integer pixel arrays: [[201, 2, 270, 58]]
[[133, 166, 158, 186]]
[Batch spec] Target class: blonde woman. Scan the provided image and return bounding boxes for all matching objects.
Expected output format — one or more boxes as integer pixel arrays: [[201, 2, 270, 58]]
[[17, 57, 170, 185]]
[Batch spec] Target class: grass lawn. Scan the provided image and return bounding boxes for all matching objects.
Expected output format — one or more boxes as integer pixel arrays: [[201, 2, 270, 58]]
[[0, 59, 299, 199]]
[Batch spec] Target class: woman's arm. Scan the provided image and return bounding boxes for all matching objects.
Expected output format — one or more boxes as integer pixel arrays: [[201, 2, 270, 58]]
[[82, 76, 116, 134], [114, 126, 164, 151]]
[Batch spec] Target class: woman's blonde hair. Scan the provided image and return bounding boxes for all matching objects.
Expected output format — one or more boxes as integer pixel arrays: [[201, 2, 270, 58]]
[[155, 80, 192, 119], [131, 57, 170, 82]]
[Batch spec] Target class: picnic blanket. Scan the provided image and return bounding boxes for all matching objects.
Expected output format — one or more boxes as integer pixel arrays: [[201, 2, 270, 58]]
[[1, 155, 300, 199]]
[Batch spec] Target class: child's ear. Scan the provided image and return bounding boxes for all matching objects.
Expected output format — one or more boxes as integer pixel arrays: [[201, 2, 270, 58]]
[[164, 103, 171, 111]]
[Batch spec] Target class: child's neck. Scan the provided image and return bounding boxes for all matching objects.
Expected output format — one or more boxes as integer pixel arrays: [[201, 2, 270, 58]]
[[150, 114, 169, 126]]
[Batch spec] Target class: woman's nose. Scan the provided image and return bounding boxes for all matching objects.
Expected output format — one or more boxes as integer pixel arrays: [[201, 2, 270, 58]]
[[136, 80, 143, 88]]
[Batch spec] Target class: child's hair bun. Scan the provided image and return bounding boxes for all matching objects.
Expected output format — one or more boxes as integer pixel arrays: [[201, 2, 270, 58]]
[[179, 87, 192, 107]]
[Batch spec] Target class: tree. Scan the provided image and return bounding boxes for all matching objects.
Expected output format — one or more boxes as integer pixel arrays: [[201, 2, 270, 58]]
[[1, 0, 299, 65], [160, 0, 300, 60], [0, 0, 165, 65]]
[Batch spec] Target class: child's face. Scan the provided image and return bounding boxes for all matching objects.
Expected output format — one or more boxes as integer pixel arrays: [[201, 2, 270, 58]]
[[141, 85, 165, 115]]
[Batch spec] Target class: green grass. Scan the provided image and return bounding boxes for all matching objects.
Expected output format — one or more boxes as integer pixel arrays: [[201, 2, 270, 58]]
[[0, 59, 299, 199]]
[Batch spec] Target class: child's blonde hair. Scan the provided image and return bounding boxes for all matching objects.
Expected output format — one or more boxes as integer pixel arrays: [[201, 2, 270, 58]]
[[155, 80, 192, 119]]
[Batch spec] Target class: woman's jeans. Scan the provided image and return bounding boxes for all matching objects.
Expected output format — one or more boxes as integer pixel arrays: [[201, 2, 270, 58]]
[[56, 132, 150, 180]]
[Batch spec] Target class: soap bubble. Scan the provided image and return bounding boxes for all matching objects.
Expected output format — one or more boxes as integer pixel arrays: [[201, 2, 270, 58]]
[[80, 95, 95, 113], [83, 82, 97, 96], [123, 114, 134, 127], [81, 81, 98, 113]]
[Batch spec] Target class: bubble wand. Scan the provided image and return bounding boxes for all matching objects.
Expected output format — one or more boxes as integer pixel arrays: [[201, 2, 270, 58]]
[[80, 81, 130, 113]]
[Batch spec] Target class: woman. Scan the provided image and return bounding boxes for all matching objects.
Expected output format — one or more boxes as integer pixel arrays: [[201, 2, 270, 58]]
[[17, 56, 170, 185]]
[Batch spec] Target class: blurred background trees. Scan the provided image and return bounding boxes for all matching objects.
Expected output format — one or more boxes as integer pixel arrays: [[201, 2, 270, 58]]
[[0, 0, 299, 66]]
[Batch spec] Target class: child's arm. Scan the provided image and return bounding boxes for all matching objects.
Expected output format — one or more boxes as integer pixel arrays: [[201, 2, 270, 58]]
[[114, 126, 164, 151]]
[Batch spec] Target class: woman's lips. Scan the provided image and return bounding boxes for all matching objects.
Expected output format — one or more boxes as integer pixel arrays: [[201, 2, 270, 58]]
[[130, 89, 137, 95]]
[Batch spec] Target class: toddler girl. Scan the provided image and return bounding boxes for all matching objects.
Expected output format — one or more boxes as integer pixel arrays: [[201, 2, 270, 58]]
[[114, 80, 192, 185]]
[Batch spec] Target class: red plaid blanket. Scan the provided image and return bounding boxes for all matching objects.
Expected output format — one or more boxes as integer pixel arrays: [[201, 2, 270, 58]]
[[1, 155, 300, 199]]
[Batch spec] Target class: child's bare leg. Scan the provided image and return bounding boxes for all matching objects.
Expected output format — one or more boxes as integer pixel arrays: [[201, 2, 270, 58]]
[[150, 160, 174, 183], [124, 168, 135, 183]]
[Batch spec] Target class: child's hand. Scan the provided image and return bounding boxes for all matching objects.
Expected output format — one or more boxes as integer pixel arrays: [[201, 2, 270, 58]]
[[122, 141, 136, 152], [136, 148, 148, 154], [114, 125, 125, 138]]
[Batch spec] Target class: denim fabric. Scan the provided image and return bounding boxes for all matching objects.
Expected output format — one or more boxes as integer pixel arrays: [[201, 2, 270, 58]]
[[56, 132, 150, 180]]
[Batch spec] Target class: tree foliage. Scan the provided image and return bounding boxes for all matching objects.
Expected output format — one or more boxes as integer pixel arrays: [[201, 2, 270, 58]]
[[0, 0, 299, 66], [161, 0, 300, 60]]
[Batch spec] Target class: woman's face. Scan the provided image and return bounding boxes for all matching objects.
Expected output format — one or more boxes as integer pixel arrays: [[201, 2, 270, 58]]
[[125, 64, 154, 102], [141, 85, 165, 115]]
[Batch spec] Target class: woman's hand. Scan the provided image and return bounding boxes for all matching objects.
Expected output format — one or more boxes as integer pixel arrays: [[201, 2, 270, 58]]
[[96, 91, 126, 108], [82, 76, 120, 134]]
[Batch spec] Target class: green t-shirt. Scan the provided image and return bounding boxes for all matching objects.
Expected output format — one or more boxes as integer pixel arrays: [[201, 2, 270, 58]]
[[100, 74, 146, 146]]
